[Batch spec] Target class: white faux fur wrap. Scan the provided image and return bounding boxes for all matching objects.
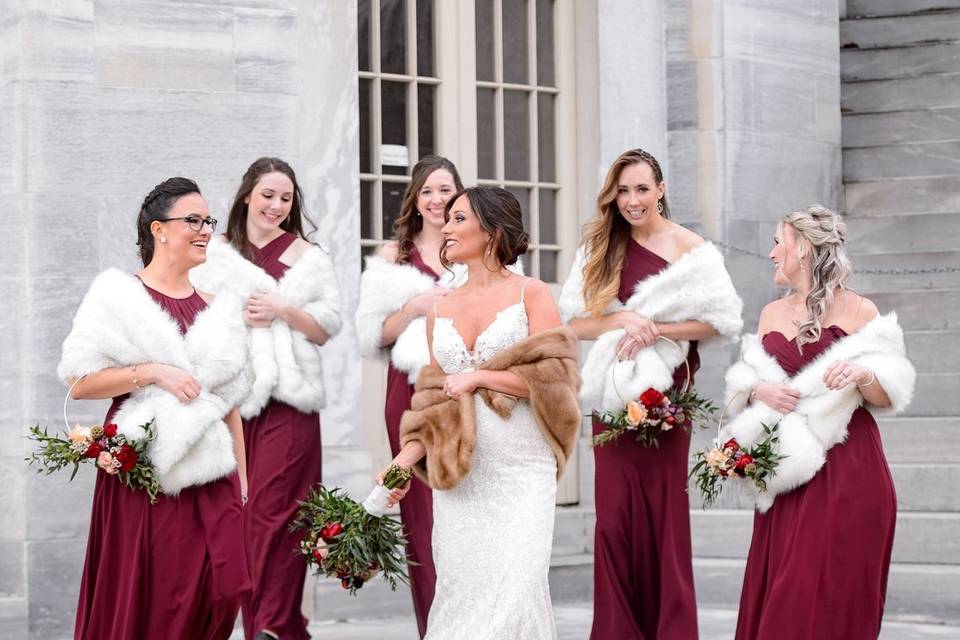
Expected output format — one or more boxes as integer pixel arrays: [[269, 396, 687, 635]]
[[57, 270, 250, 495], [355, 255, 523, 383], [721, 312, 916, 512], [558, 242, 743, 412], [190, 237, 342, 417]]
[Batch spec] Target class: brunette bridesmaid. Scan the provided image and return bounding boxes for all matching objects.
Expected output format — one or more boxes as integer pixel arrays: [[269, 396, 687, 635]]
[[355, 155, 464, 637], [191, 158, 342, 640], [63, 178, 250, 640], [559, 149, 743, 639]]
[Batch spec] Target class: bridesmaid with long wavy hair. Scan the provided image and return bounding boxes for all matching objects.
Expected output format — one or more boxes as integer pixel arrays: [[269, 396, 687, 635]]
[[559, 149, 742, 639], [191, 158, 342, 640], [355, 155, 463, 636]]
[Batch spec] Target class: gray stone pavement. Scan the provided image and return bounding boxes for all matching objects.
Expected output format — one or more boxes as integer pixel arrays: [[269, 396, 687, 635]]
[[233, 606, 960, 639]]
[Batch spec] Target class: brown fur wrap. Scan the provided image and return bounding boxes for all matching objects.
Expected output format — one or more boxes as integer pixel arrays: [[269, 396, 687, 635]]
[[399, 326, 582, 490]]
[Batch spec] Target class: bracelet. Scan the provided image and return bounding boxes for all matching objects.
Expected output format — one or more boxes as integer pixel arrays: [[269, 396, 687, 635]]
[[748, 383, 759, 403], [857, 369, 876, 388], [132, 364, 144, 390]]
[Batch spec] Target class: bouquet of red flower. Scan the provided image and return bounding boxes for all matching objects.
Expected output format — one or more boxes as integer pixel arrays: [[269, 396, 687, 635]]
[[26, 421, 161, 503], [290, 484, 410, 594], [688, 422, 784, 508], [592, 386, 716, 448]]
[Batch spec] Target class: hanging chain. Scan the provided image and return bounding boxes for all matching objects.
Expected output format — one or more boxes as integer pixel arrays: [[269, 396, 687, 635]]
[[708, 239, 960, 276]]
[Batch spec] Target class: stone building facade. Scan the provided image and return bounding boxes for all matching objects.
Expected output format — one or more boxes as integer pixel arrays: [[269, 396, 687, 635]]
[[3, 1, 955, 637]]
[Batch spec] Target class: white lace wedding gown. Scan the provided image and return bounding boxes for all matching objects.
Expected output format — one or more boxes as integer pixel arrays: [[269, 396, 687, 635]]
[[425, 287, 558, 639]]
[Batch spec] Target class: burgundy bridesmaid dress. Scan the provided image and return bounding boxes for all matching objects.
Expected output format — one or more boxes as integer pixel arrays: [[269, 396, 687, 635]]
[[383, 246, 437, 638], [241, 232, 323, 640], [75, 284, 249, 640], [735, 327, 897, 640], [591, 239, 701, 640]]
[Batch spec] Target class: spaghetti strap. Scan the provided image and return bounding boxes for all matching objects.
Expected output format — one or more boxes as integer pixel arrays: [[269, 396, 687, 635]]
[[519, 277, 534, 303]]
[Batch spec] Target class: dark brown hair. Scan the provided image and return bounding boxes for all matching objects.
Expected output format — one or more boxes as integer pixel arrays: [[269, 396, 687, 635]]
[[135, 177, 202, 267], [224, 157, 315, 260], [392, 155, 463, 263], [440, 186, 529, 270]]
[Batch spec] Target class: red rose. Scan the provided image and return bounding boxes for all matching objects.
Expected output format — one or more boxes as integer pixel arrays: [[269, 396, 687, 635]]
[[340, 578, 351, 590], [335, 567, 351, 579], [320, 522, 343, 542], [639, 388, 666, 408], [103, 423, 118, 438], [84, 442, 103, 459], [114, 444, 138, 472], [312, 549, 325, 563], [722, 438, 739, 451], [735, 454, 754, 470]]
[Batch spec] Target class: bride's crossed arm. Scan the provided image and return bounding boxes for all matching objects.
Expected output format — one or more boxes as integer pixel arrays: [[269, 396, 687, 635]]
[[440, 279, 559, 399]]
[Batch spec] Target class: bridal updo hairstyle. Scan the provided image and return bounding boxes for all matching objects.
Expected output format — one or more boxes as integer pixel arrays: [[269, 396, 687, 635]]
[[441, 186, 529, 270], [781, 205, 853, 350], [135, 177, 202, 267], [224, 156, 315, 261]]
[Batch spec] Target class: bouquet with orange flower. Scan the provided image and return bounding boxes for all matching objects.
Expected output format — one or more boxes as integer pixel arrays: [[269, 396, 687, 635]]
[[591, 338, 715, 447], [688, 393, 785, 508], [26, 420, 160, 503], [291, 484, 410, 594]]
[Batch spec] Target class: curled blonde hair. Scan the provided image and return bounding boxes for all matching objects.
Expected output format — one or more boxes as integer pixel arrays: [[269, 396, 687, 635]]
[[580, 149, 669, 315], [782, 205, 853, 349]]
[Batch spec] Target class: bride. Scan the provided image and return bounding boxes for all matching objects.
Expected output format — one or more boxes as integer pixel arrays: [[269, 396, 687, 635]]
[[382, 186, 582, 639]]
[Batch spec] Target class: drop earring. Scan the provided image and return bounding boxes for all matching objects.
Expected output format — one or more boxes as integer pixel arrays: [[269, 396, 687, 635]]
[[656, 200, 664, 214]]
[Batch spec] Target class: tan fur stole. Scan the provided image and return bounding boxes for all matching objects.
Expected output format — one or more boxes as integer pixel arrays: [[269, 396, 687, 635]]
[[399, 326, 582, 490]]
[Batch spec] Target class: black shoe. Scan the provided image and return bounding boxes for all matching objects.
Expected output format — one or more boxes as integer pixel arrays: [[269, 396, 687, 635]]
[[254, 632, 278, 640]]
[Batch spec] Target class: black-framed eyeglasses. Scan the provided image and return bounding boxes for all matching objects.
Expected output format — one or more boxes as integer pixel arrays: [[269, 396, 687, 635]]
[[160, 215, 218, 232]]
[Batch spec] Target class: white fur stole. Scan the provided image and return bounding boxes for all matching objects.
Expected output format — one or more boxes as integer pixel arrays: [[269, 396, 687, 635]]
[[355, 254, 524, 383], [57, 269, 249, 495], [190, 237, 342, 417], [721, 312, 915, 511], [560, 243, 743, 412]]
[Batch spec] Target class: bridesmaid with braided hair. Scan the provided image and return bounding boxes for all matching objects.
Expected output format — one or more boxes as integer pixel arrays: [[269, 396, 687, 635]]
[[63, 178, 251, 639], [723, 206, 915, 639]]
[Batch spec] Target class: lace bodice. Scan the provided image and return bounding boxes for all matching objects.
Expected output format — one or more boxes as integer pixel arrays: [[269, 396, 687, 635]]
[[432, 301, 529, 373]]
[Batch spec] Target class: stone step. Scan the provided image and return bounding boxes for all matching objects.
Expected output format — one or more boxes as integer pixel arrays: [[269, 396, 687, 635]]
[[0, 598, 27, 640], [902, 329, 960, 373], [842, 211, 960, 253], [868, 288, 960, 330], [685, 462, 960, 512], [844, 175, 960, 216], [847, 0, 960, 19], [842, 42, 960, 82], [843, 107, 960, 147], [899, 373, 960, 417], [690, 510, 960, 565], [844, 140, 960, 181], [842, 72, 960, 114], [877, 416, 960, 463], [849, 251, 960, 291], [694, 557, 960, 624], [841, 12, 960, 50]]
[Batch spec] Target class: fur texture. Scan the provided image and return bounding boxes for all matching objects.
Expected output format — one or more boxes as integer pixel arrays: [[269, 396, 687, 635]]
[[399, 327, 581, 490], [190, 237, 341, 416], [560, 243, 743, 412], [57, 269, 250, 494], [721, 312, 915, 511], [355, 255, 524, 383]]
